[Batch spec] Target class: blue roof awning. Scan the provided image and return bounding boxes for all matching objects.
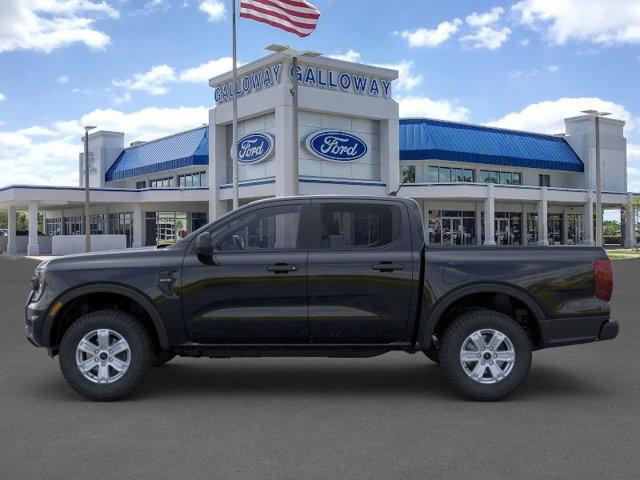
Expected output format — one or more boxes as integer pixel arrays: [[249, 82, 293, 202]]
[[399, 118, 584, 172], [105, 126, 209, 182]]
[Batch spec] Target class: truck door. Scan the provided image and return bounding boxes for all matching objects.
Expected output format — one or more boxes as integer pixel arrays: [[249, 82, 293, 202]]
[[306, 199, 414, 344], [180, 200, 310, 344]]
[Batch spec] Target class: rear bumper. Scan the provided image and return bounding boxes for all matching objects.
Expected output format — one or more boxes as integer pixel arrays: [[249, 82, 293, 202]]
[[541, 316, 618, 348]]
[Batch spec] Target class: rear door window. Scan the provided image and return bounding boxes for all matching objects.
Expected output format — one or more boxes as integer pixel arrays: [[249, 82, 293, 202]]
[[317, 203, 402, 250]]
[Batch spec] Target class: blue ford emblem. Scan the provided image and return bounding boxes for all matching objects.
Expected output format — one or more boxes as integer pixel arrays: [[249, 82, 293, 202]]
[[235, 133, 274, 164], [305, 130, 368, 162]]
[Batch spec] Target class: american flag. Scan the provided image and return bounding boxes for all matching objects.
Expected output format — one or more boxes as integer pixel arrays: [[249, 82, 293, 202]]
[[240, 0, 321, 38]]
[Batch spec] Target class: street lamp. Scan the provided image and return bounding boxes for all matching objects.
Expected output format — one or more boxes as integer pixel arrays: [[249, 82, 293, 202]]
[[83, 125, 96, 252], [266, 44, 320, 196], [581, 110, 611, 247]]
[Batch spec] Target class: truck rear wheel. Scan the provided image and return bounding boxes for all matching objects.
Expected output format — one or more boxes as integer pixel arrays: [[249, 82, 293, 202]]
[[439, 309, 531, 401], [58, 310, 154, 401]]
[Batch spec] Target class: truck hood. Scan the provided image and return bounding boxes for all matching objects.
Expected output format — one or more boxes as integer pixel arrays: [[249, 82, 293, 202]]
[[40, 246, 182, 271]]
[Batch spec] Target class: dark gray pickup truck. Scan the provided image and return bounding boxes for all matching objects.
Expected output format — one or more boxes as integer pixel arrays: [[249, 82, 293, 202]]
[[26, 196, 618, 401]]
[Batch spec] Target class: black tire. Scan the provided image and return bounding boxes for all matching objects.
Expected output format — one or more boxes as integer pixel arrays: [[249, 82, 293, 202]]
[[59, 310, 154, 401], [423, 343, 440, 364], [439, 309, 532, 401], [153, 351, 176, 367]]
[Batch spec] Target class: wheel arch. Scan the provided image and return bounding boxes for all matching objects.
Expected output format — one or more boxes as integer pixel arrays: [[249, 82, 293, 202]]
[[43, 283, 170, 352], [422, 283, 547, 350]]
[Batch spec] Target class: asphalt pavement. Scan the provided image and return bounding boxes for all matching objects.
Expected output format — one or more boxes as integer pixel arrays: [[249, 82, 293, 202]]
[[1, 255, 639, 480]]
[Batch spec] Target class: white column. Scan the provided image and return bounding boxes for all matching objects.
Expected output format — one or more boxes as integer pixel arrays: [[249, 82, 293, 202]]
[[209, 113, 230, 221], [7, 206, 17, 255], [27, 203, 40, 256], [584, 192, 594, 245], [274, 104, 296, 198], [475, 203, 482, 245], [624, 193, 636, 248], [483, 184, 496, 246], [537, 187, 549, 246], [132, 204, 143, 248]]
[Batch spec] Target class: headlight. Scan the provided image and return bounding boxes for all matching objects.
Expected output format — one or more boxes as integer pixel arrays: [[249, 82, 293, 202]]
[[31, 269, 46, 302]]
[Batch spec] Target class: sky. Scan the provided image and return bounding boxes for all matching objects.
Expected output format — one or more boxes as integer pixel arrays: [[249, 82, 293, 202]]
[[0, 0, 639, 192]]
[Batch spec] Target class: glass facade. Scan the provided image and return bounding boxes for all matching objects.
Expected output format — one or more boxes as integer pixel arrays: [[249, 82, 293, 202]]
[[45, 212, 133, 247], [401, 165, 416, 184], [145, 211, 208, 247], [479, 170, 522, 185], [429, 210, 476, 246], [178, 171, 208, 188], [149, 177, 175, 188], [427, 166, 474, 183]]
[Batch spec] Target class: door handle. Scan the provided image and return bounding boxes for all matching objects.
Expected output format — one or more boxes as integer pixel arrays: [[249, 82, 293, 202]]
[[267, 263, 298, 274], [372, 262, 403, 272]]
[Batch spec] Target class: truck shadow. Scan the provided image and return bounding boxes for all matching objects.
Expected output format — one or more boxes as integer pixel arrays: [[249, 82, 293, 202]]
[[124, 359, 607, 402]]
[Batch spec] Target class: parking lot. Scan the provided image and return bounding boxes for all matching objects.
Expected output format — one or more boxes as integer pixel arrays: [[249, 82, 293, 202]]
[[1, 255, 639, 480]]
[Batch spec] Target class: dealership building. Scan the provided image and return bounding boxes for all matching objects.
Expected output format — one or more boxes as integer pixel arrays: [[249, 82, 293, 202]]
[[0, 51, 638, 255]]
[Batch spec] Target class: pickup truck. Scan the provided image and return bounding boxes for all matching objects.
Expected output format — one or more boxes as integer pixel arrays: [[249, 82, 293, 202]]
[[25, 196, 618, 401]]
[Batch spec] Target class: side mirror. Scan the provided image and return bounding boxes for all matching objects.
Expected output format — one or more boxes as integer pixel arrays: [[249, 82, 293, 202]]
[[195, 232, 214, 257]]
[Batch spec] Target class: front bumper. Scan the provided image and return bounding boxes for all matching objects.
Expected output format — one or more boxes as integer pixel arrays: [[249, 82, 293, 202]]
[[25, 302, 47, 347]]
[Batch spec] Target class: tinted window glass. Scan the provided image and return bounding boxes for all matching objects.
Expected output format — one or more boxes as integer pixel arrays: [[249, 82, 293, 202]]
[[427, 166, 439, 183], [318, 204, 401, 249], [213, 205, 301, 252]]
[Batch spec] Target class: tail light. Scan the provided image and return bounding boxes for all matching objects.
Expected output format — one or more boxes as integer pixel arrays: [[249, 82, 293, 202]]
[[594, 258, 613, 302]]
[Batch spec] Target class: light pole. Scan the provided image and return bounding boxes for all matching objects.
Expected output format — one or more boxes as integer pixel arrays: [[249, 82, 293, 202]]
[[83, 125, 96, 252], [581, 111, 610, 247], [266, 44, 320, 196]]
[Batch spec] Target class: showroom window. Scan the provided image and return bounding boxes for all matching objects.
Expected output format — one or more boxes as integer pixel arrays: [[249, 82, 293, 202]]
[[178, 171, 208, 188], [479, 170, 522, 185], [539, 174, 551, 187], [401, 165, 416, 183], [426, 166, 474, 183], [149, 177, 175, 188]]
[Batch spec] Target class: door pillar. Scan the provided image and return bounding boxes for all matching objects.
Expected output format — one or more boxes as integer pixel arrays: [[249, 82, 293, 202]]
[[27, 202, 40, 256], [537, 187, 549, 246], [483, 184, 496, 246]]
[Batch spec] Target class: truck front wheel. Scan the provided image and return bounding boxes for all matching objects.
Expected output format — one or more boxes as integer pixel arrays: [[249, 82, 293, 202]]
[[439, 309, 532, 401], [58, 310, 154, 401]]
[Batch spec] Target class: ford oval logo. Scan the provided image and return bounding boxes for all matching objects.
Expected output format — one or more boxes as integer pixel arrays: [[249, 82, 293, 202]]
[[305, 130, 368, 162], [234, 133, 275, 164]]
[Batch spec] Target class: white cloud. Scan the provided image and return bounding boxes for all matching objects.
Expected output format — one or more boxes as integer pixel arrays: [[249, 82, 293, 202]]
[[112, 64, 177, 95], [199, 0, 226, 22], [546, 64, 560, 73], [0, 106, 209, 187], [628, 144, 640, 192], [0, 0, 119, 53], [486, 97, 634, 134], [179, 57, 234, 83], [397, 96, 471, 122], [113, 91, 132, 105], [509, 64, 560, 81], [57, 75, 69, 84], [0, 92, 5, 102], [466, 7, 505, 27], [397, 19, 463, 47], [520, 38, 531, 46], [374, 60, 423, 93], [461, 26, 511, 50], [328, 50, 362, 63], [513, 0, 640, 45]]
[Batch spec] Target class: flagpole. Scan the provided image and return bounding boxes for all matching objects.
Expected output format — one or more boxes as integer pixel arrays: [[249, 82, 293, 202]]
[[231, 0, 239, 210], [291, 55, 299, 196]]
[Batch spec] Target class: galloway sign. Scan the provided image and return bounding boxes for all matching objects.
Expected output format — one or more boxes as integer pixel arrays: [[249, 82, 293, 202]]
[[214, 64, 283, 104], [292, 65, 392, 99], [213, 61, 394, 104], [305, 131, 368, 162], [234, 133, 275, 164]]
